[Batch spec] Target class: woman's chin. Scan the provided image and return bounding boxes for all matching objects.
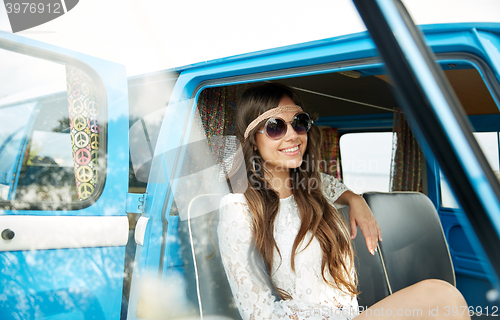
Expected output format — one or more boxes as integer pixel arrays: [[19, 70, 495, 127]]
[[284, 159, 303, 170]]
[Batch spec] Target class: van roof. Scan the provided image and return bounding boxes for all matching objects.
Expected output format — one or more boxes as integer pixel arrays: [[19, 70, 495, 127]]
[[168, 22, 500, 74]]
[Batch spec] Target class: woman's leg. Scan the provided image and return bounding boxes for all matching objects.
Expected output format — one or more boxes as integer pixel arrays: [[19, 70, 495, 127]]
[[355, 279, 470, 320]]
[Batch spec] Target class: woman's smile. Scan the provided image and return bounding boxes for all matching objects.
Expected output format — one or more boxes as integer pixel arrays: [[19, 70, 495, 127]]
[[279, 144, 301, 156]]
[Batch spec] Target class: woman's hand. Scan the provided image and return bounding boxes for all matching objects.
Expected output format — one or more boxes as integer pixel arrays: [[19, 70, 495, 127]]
[[338, 191, 382, 255]]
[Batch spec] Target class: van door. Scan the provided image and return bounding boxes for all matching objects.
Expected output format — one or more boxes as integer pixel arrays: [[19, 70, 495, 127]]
[[0, 31, 129, 319], [352, 0, 500, 288]]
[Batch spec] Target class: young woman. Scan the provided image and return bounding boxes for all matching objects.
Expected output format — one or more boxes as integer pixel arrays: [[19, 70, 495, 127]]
[[217, 83, 468, 320]]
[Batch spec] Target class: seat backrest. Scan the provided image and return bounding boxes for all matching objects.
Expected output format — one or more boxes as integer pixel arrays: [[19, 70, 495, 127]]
[[177, 191, 454, 316], [177, 198, 242, 320], [363, 192, 455, 293], [338, 206, 391, 308]]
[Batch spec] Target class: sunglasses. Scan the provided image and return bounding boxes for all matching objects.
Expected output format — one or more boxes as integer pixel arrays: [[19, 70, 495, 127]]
[[257, 113, 313, 140]]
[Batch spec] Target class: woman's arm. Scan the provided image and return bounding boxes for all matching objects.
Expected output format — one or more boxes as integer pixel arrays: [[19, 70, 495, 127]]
[[337, 190, 382, 255], [320, 173, 382, 255]]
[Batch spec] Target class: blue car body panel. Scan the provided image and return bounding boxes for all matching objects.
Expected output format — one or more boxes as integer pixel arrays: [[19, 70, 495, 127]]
[[3, 20, 500, 319], [0, 32, 129, 319]]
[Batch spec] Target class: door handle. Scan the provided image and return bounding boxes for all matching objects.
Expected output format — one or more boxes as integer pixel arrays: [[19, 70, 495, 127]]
[[1, 229, 15, 240]]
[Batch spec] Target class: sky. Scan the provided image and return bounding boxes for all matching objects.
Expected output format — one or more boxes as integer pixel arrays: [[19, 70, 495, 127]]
[[1, 0, 500, 76]]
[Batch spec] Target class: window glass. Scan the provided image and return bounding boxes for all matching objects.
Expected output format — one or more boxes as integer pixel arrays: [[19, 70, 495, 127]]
[[440, 171, 459, 209], [0, 102, 35, 200], [441, 132, 500, 208], [339, 132, 393, 194], [475, 132, 500, 176], [0, 48, 105, 207]]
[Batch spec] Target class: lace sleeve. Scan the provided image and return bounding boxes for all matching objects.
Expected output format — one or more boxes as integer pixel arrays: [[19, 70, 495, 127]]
[[320, 173, 349, 209], [218, 194, 349, 320]]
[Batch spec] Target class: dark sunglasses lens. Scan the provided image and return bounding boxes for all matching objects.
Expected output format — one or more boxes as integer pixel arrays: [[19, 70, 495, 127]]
[[293, 113, 311, 134], [266, 118, 286, 139]]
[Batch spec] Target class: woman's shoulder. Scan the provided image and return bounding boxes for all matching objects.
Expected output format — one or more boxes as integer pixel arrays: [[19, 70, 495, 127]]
[[319, 172, 337, 181], [219, 193, 252, 224], [319, 172, 349, 204], [319, 172, 341, 188], [220, 193, 247, 206], [219, 193, 249, 215]]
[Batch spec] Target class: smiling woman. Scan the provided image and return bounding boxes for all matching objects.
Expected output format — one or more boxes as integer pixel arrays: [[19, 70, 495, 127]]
[[218, 83, 362, 319], [213, 82, 469, 320]]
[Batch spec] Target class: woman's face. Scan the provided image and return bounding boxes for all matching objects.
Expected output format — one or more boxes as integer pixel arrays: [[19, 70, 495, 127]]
[[255, 95, 308, 175]]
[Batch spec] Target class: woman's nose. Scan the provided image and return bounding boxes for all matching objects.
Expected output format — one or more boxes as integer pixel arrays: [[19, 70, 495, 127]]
[[284, 123, 299, 140]]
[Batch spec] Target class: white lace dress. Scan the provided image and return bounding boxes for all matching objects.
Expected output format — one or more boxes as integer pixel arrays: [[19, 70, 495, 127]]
[[218, 173, 359, 320]]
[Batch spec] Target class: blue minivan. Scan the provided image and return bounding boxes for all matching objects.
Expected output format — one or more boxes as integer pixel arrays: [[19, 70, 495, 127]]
[[1, 0, 500, 319]]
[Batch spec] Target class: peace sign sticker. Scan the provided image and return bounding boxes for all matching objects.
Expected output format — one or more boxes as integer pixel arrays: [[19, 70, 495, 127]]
[[88, 100, 98, 117], [73, 115, 88, 131], [91, 149, 99, 166], [90, 119, 99, 133], [90, 134, 99, 150], [72, 81, 82, 98], [74, 131, 90, 148], [76, 166, 93, 183], [72, 99, 86, 115], [75, 148, 91, 165], [78, 183, 95, 200]]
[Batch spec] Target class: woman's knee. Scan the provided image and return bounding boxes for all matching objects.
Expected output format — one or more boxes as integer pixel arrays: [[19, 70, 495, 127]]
[[414, 279, 466, 306], [416, 279, 453, 290]]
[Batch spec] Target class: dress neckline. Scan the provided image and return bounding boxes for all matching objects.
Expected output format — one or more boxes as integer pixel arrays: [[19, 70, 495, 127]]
[[280, 194, 294, 201]]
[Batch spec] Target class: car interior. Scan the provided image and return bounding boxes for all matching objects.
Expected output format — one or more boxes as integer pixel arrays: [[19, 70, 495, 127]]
[[128, 57, 499, 318]]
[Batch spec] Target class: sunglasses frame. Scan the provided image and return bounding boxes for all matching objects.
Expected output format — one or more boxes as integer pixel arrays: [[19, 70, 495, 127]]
[[257, 112, 313, 140]]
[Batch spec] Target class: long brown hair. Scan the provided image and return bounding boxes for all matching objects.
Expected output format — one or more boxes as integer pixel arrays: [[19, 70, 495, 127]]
[[234, 82, 358, 299]]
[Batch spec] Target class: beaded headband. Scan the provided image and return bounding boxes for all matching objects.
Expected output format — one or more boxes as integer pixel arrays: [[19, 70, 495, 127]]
[[243, 105, 304, 140]]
